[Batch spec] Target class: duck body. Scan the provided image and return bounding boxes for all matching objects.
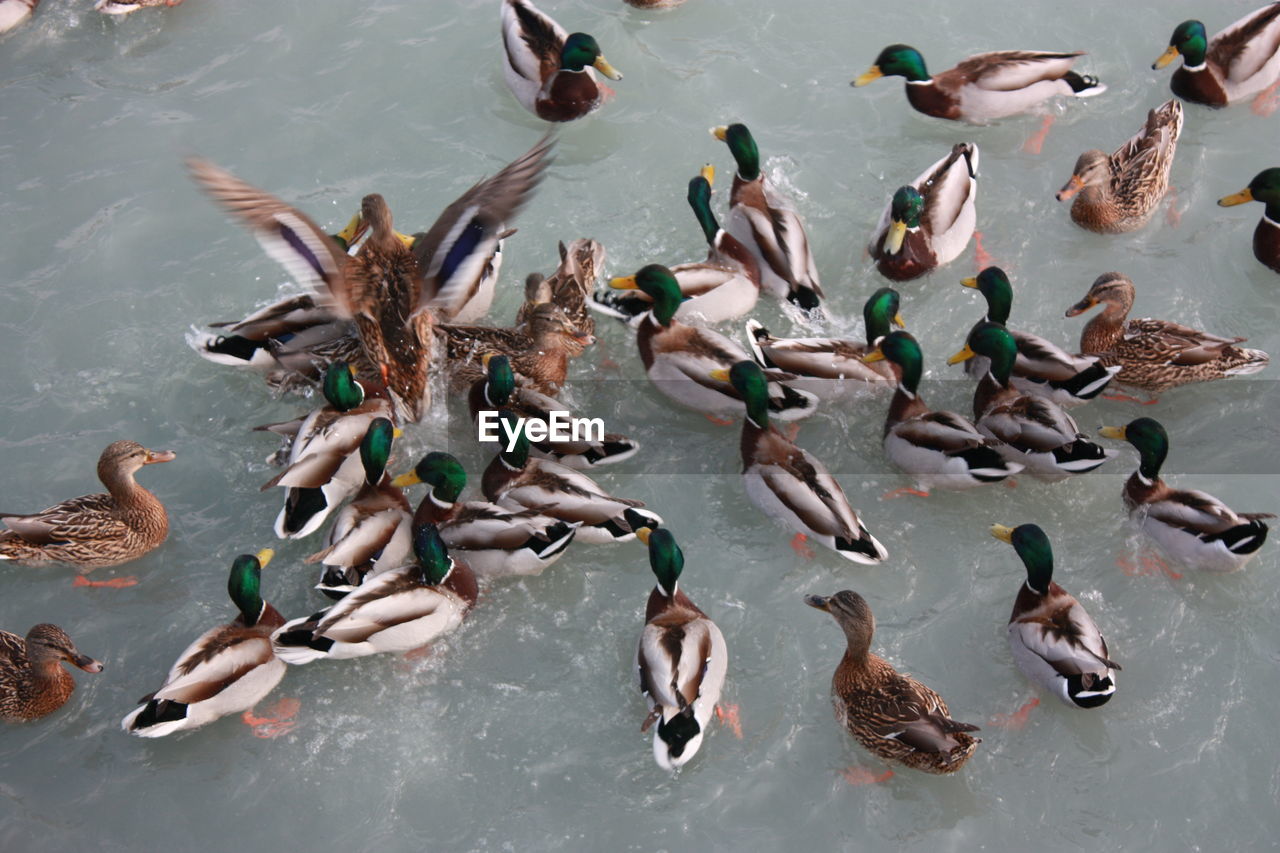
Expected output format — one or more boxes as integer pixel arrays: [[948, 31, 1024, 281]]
[[501, 0, 622, 121], [1101, 419, 1272, 573], [438, 301, 593, 396], [394, 452, 579, 578], [308, 476, 413, 599], [1155, 4, 1280, 106], [482, 442, 660, 545], [1, 625, 102, 722], [869, 332, 1023, 492], [806, 591, 979, 774], [744, 288, 902, 401], [96, 0, 182, 15], [870, 144, 978, 282], [855, 45, 1104, 123], [1057, 100, 1183, 234], [272, 526, 477, 663], [993, 524, 1118, 708], [961, 268, 1119, 407], [123, 553, 284, 737], [0, 440, 174, 569], [1067, 273, 1269, 392], [720, 362, 886, 563], [0, 0, 38, 34], [634, 529, 727, 771]]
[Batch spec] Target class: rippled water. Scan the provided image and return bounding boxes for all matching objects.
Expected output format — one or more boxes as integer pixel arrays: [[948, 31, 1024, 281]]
[[2, 1, 1278, 850]]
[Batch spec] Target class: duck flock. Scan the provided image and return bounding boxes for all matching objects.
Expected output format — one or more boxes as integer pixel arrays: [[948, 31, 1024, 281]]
[[1, 0, 1278, 781]]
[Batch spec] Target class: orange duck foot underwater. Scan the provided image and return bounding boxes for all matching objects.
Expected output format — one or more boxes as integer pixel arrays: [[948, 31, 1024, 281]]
[[0, 440, 174, 570]]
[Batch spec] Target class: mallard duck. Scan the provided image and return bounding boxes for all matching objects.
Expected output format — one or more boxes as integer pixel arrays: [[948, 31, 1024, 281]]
[[482, 412, 661, 544], [1, 624, 101, 722], [804, 590, 979, 774], [864, 331, 1023, 494], [853, 45, 1104, 122], [592, 169, 760, 328], [439, 301, 595, 395], [187, 292, 351, 381], [0, 0, 38, 34], [710, 124, 823, 311], [1056, 100, 1183, 233], [1152, 4, 1280, 108], [188, 137, 551, 420], [471, 353, 638, 468], [949, 322, 1115, 481], [961, 267, 1119, 406], [1099, 418, 1273, 572], [711, 362, 887, 563], [392, 451, 578, 578], [991, 523, 1119, 708], [258, 364, 396, 540], [745, 287, 903, 400], [515, 238, 603, 339], [608, 264, 817, 421], [0, 440, 175, 569], [634, 526, 727, 770], [272, 524, 477, 663], [1065, 272, 1270, 393], [122, 550, 285, 737], [96, 0, 182, 15], [501, 0, 622, 121], [307, 474, 412, 600], [1218, 168, 1280, 273], [869, 143, 978, 282]]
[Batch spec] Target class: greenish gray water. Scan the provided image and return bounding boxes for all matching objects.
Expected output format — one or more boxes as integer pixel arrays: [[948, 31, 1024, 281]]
[[1, 1, 1278, 851]]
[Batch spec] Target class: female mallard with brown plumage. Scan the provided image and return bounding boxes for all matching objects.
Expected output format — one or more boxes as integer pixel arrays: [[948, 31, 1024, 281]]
[[960, 267, 1119, 407], [853, 45, 1104, 122], [1, 625, 102, 722], [1065, 273, 1270, 395], [1099, 418, 1273, 573], [949, 323, 1115, 481], [745, 287, 902, 401], [1152, 5, 1280, 111], [804, 590, 979, 775], [392, 451, 578, 578], [438, 301, 594, 396], [712, 362, 886, 564], [991, 524, 1119, 708], [501, 0, 622, 122], [1056, 99, 1183, 234], [515, 238, 603, 339], [122, 551, 286, 737], [1218, 168, 1280, 273], [710, 124, 823, 311], [0, 440, 175, 570], [869, 144, 978, 282], [188, 137, 551, 421], [634, 526, 727, 771]]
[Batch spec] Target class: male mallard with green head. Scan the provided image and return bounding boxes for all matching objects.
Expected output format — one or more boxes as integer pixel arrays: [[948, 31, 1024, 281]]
[[991, 523, 1119, 708], [122, 550, 286, 737], [853, 44, 1104, 122], [1099, 418, 1273, 573], [1218, 168, 1280, 273], [501, 0, 622, 121], [870, 144, 978, 282], [805, 590, 979, 774], [1152, 5, 1280, 111]]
